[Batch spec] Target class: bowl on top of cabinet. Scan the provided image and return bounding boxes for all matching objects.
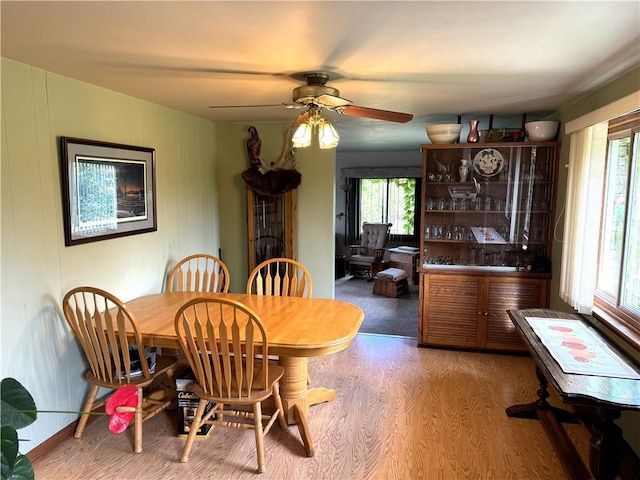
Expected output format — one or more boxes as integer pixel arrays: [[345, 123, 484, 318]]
[[426, 124, 463, 144], [525, 121, 559, 142]]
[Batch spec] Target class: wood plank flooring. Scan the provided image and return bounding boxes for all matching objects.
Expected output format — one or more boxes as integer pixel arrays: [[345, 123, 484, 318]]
[[33, 334, 590, 479]]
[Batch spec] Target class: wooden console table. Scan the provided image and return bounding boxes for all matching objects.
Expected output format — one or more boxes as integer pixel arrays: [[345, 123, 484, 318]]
[[506, 309, 640, 480]]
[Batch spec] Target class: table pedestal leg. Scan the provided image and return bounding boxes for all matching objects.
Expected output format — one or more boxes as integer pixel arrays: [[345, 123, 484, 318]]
[[278, 356, 336, 423], [278, 356, 310, 422], [277, 356, 338, 457], [293, 404, 314, 457]]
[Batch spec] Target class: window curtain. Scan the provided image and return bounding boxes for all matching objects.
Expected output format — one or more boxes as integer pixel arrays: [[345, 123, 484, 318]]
[[74, 161, 118, 235], [559, 123, 608, 313]]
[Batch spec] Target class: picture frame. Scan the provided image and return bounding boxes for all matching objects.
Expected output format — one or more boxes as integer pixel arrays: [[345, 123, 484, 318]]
[[60, 137, 157, 246]]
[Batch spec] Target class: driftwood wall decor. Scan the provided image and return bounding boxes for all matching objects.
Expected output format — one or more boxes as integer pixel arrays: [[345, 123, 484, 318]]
[[241, 126, 302, 196]]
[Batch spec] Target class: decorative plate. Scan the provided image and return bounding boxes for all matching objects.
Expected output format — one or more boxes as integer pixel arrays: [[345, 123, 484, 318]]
[[473, 148, 505, 177]]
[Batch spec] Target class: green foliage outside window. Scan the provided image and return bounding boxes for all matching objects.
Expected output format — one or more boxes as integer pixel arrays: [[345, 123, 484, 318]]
[[599, 129, 640, 318], [360, 178, 415, 235]]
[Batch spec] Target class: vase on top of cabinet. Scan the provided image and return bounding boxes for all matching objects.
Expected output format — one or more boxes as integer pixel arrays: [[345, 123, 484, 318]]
[[419, 141, 560, 351]]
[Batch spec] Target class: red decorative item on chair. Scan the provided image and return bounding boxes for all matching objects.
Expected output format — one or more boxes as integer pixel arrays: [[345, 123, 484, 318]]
[[105, 385, 139, 434]]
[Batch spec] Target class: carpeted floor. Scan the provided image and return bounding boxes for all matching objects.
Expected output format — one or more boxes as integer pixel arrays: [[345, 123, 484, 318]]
[[335, 274, 419, 337]]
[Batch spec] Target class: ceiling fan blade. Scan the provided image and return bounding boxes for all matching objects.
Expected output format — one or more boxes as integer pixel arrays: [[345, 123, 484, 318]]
[[290, 111, 310, 130], [314, 93, 352, 108], [338, 105, 413, 123], [209, 103, 303, 109]]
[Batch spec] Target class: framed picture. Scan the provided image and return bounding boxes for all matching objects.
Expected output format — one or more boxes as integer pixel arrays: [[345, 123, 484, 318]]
[[60, 137, 157, 246]]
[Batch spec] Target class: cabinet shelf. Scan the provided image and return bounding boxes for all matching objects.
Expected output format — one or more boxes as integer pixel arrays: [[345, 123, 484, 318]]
[[418, 142, 560, 351], [427, 181, 553, 186], [424, 209, 550, 214], [423, 239, 549, 244], [424, 239, 473, 244]]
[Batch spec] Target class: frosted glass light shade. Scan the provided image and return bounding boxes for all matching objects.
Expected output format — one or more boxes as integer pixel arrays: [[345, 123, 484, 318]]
[[292, 122, 312, 148], [318, 121, 340, 149]]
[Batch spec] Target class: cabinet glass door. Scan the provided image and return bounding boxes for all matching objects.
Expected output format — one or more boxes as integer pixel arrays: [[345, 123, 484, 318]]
[[246, 188, 297, 273], [421, 143, 558, 271]]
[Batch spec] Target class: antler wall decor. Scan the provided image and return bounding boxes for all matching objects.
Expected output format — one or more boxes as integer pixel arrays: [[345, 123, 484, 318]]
[[241, 125, 302, 196]]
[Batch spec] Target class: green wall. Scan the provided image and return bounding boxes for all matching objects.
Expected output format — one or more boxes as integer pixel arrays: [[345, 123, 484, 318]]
[[2, 53, 637, 455], [1, 58, 219, 450], [216, 122, 336, 297], [550, 66, 640, 311], [553, 66, 640, 452], [0, 56, 337, 453]]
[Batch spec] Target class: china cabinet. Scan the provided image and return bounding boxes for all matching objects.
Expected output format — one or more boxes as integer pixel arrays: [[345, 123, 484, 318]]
[[246, 188, 297, 274], [418, 142, 560, 350]]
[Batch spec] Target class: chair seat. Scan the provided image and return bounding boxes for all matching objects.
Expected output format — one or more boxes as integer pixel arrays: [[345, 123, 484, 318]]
[[350, 254, 376, 263], [192, 364, 285, 404]]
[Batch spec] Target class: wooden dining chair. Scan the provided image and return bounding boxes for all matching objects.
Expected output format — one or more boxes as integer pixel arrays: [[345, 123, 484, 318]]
[[246, 258, 312, 297], [62, 286, 178, 453], [168, 254, 230, 293], [247, 258, 313, 384], [174, 297, 288, 473]]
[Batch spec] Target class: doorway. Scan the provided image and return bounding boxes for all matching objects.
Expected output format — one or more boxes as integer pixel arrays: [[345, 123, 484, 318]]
[[334, 273, 418, 338]]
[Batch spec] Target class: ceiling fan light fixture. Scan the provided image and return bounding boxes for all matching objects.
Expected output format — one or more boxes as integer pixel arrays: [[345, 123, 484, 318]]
[[317, 119, 340, 149], [291, 105, 339, 149], [292, 121, 313, 148]]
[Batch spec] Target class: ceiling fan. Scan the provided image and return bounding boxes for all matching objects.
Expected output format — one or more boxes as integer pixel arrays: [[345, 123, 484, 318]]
[[209, 72, 414, 124]]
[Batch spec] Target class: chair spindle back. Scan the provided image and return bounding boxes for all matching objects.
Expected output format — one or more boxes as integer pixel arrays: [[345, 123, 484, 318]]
[[175, 298, 270, 398], [168, 254, 230, 293], [247, 258, 312, 297], [62, 286, 150, 384]]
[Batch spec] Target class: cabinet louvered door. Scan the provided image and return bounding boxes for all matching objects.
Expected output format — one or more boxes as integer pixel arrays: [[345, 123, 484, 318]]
[[420, 273, 549, 350], [421, 274, 480, 347], [484, 277, 548, 351]]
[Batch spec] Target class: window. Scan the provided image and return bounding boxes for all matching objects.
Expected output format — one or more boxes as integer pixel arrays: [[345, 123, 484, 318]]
[[358, 178, 418, 237], [594, 112, 640, 342]]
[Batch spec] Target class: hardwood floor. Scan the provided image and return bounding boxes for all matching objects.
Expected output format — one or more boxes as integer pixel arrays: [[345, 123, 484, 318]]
[[33, 334, 590, 479]]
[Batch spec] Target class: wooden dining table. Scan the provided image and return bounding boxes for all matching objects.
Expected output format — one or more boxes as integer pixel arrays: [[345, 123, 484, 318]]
[[121, 291, 364, 456]]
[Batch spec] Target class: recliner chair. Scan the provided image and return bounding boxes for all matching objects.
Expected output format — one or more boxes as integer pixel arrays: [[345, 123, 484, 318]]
[[346, 222, 391, 278]]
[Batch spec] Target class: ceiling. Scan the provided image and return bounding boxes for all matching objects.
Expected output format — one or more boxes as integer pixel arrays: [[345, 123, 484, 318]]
[[2, 1, 639, 152]]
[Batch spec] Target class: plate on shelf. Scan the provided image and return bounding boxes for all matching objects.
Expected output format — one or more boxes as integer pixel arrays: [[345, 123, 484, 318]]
[[473, 148, 505, 177]]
